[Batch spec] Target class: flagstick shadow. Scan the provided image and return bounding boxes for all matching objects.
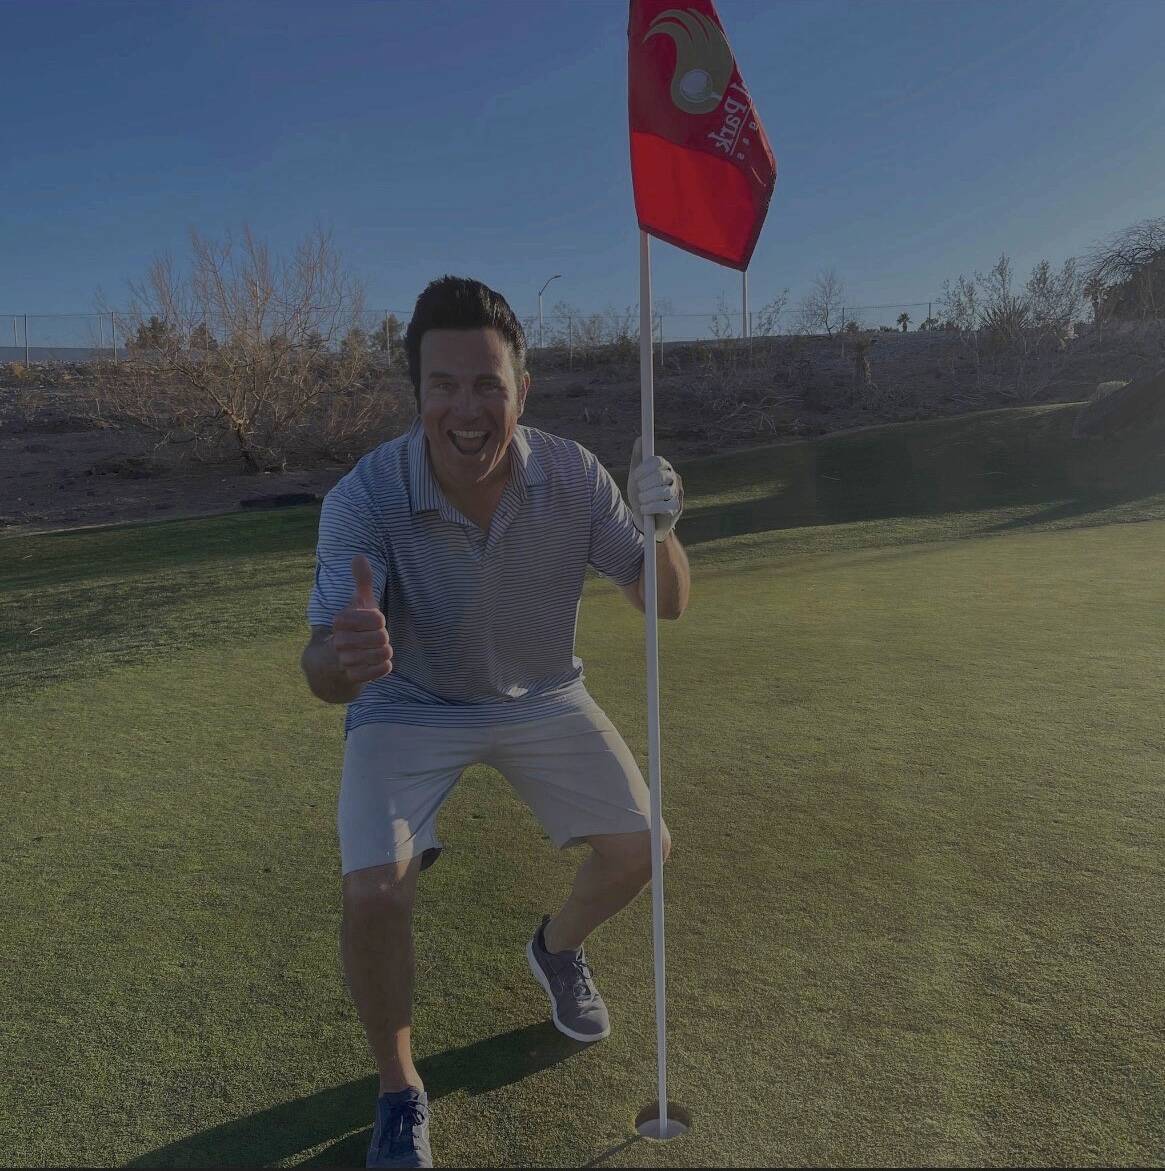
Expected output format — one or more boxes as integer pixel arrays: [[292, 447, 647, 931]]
[[127, 1022, 592, 1169], [584, 1135, 647, 1166]]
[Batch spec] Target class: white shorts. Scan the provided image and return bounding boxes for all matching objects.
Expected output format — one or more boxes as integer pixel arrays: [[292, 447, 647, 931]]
[[337, 694, 659, 877]]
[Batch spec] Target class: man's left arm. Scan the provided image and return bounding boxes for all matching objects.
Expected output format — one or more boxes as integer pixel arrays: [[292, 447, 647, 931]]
[[640, 531, 690, 619]]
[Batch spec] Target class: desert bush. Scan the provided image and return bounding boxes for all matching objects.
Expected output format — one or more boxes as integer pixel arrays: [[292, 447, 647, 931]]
[[1, 362, 38, 386], [753, 289, 790, 337], [87, 222, 406, 471]]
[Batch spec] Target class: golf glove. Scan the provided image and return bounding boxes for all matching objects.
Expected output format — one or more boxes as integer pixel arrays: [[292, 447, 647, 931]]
[[626, 435, 684, 543]]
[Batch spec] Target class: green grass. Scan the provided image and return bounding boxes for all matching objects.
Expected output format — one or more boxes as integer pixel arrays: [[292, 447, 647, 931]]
[[2, 401, 1164, 1166]]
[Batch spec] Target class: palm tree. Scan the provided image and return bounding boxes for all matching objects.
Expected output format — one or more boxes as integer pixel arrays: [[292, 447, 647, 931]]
[[897, 312, 911, 333]]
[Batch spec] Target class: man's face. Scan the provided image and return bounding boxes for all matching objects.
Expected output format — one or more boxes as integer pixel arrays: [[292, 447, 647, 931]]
[[419, 327, 529, 495]]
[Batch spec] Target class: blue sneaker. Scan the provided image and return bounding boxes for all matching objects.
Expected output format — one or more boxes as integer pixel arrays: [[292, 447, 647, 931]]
[[527, 914, 611, 1042], [366, 1086, 433, 1169]]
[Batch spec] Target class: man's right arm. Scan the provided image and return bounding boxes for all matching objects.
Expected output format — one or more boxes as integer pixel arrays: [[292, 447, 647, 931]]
[[300, 627, 365, 705]]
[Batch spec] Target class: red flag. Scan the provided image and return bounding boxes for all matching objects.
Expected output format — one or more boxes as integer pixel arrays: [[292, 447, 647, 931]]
[[628, 0, 777, 270]]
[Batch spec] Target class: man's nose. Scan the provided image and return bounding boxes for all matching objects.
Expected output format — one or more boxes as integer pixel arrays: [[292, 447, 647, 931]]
[[451, 390, 486, 415]]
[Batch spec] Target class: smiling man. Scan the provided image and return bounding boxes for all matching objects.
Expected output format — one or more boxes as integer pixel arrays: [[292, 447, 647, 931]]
[[301, 275, 689, 1169]]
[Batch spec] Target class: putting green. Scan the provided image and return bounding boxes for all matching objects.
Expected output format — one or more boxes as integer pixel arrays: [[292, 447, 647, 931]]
[[2, 404, 1163, 1166]]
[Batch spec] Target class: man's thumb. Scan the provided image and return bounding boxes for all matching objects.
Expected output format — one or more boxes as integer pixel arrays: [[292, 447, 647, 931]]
[[351, 554, 375, 608]]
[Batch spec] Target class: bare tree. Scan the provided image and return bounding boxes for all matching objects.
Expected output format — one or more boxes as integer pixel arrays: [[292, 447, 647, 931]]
[[90, 222, 409, 471], [935, 252, 1086, 401], [795, 269, 846, 336], [1080, 215, 1165, 322], [938, 272, 980, 332], [709, 290, 735, 341], [754, 288, 790, 336], [1023, 257, 1084, 346], [538, 300, 576, 348]]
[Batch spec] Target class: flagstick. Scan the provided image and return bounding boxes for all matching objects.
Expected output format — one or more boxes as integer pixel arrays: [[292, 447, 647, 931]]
[[638, 228, 669, 1136]]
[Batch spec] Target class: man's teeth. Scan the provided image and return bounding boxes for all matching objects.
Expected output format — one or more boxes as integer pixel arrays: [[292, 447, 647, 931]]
[[450, 430, 488, 452]]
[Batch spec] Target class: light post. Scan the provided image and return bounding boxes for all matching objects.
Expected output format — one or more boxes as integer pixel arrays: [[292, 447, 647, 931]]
[[538, 273, 562, 350]]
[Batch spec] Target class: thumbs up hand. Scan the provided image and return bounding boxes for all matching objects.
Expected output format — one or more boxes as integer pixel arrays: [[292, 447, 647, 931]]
[[329, 554, 394, 686]]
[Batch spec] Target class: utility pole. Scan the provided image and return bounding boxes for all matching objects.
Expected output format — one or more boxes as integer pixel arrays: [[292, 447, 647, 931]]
[[538, 274, 562, 350]]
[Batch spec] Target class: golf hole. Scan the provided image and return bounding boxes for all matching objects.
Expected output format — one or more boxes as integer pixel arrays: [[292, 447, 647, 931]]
[[634, 1100, 691, 1140]]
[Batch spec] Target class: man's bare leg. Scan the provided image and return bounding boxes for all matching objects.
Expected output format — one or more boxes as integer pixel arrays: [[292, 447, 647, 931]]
[[341, 855, 425, 1094], [542, 828, 671, 954]]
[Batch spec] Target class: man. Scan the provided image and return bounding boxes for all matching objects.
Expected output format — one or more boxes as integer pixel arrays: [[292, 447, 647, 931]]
[[300, 275, 689, 1169]]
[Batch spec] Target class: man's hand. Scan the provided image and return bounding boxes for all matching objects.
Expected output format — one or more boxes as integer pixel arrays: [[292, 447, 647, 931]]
[[626, 435, 684, 542], [329, 555, 394, 686]]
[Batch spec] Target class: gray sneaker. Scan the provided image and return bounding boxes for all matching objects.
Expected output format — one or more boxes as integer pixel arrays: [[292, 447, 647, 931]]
[[366, 1086, 433, 1169], [526, 914, 612, 1042]]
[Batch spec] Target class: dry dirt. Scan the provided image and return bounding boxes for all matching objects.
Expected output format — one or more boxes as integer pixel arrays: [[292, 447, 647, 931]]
[[0, 388, 352, 539], [0, 328, 1155, 541], [0, 354, 822, 539]]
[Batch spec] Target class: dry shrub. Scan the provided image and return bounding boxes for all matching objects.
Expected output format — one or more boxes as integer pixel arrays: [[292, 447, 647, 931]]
[[85, 222, 403, 472]]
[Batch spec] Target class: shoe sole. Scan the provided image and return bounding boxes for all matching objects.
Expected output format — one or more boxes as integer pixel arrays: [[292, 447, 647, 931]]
[[526, 939, 611, 1043]]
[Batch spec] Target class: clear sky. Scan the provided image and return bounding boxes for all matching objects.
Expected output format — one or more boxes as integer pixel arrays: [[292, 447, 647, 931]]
[[3, 0, 1164, 337]]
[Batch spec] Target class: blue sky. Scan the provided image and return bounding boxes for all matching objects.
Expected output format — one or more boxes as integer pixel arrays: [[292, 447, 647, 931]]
[[3, 0, 1164, 339]]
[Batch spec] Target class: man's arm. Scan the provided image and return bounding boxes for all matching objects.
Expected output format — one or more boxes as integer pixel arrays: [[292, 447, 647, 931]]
[[620, 532, 690, 619]]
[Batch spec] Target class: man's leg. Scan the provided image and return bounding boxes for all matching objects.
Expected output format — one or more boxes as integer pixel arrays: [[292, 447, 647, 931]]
[[542, 827, 672, 955], [340, 855, 425, 1094]]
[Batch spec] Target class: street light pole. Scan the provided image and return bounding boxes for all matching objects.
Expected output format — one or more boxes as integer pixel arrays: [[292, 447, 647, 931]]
[[538, 273, 562, 350]]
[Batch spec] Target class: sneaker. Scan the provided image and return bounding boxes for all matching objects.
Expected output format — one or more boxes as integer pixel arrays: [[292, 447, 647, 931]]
[[366, 1086, 433, 1169], [526, 914, 611, 1042]]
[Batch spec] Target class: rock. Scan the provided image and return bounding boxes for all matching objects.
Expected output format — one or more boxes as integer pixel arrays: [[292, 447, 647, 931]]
[[1072, 368, 1165, 439]]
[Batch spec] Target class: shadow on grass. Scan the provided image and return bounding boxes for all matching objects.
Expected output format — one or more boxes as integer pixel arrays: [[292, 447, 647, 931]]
[[127, 1020, 634, 1168], [981, 481, 1159, 534], [675, 470, 1164, 549]]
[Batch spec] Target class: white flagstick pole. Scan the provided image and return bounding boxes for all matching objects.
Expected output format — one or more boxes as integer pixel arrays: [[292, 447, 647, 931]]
[[637, 228, 669, 1134]]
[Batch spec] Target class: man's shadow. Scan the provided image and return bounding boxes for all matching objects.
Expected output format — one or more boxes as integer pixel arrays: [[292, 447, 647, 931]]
[[129, 1021, 644, 1167]]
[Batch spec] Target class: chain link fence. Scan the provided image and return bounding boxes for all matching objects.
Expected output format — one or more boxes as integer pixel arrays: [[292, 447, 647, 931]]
[[1, 301, 959, 366]]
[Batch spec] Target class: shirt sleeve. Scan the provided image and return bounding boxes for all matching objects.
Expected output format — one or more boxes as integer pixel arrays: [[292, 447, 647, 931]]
[[587, 452, 645, 588], [306, 484, 388, 629]]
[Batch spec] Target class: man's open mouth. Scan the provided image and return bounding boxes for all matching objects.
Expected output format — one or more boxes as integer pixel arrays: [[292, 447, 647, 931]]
[[448, 429, 490, 455]]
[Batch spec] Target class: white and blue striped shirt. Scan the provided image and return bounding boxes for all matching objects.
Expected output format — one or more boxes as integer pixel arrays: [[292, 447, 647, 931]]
[[307, 416, 646, 737]]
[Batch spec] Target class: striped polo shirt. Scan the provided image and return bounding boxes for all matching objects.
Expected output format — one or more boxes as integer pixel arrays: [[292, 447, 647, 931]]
[[306, 415, 646, 738]]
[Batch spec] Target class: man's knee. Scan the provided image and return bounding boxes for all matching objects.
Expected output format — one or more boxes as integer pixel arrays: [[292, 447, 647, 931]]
[[589, 824, 672, 880], [342, 856, 423, 918]]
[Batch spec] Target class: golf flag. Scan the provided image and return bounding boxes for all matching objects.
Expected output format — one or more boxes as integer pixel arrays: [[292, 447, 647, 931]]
[[628, 0, 777, 270], [626, 0, 777, 1141]]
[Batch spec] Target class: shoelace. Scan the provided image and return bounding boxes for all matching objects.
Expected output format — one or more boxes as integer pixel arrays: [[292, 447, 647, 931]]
[[377, 1099, 427, 1157], [553, 954, 596, 1001]]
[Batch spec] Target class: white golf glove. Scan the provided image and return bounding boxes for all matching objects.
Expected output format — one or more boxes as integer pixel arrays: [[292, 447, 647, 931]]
[[626, 435, 684, 543]]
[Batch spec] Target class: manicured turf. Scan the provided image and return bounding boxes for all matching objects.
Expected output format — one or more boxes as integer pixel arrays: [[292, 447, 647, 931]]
[[2, 402, 1163, 1166]]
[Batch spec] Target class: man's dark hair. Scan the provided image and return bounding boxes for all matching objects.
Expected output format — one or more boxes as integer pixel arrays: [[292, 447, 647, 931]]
[[404, 275, 528, 411]]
